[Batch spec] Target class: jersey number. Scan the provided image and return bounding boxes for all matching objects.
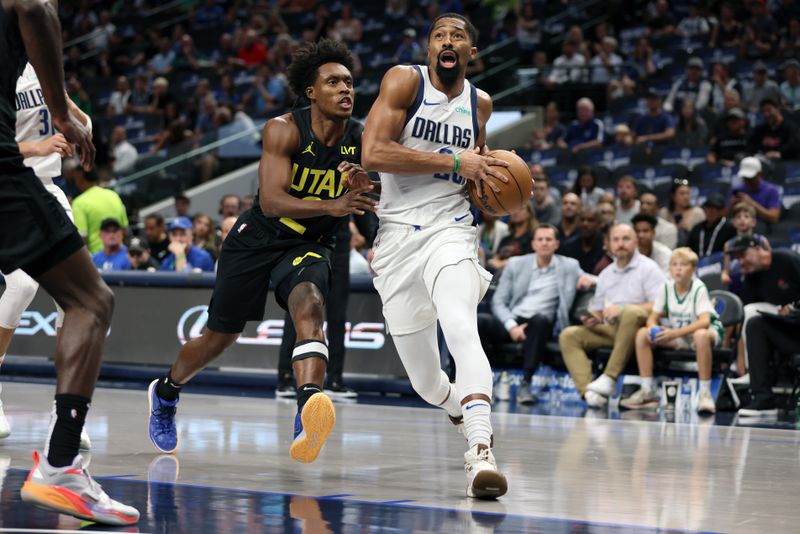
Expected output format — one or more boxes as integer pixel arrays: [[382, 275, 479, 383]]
[[38, 109, 55, 136], [433, 148, 465, 185]]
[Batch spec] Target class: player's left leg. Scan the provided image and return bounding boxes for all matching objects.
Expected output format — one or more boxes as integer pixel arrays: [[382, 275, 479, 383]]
[[432, 259, 507, 499]]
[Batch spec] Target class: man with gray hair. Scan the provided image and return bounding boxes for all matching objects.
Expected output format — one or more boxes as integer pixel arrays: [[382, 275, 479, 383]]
[[590, 36, 622, 84], [559, 98, 604, 152]]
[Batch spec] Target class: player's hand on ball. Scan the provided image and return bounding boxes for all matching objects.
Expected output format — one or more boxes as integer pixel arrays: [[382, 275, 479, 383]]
[[54, 114, 95, 171], [329, 183, 377, 217], [459, 147, 508, 193]]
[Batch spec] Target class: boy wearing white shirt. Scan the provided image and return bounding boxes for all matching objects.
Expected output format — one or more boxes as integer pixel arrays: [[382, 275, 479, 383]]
[[622, 247, 723, 413]]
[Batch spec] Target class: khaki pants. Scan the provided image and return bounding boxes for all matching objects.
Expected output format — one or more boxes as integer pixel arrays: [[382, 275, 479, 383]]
[[559, 305, 649, 394]]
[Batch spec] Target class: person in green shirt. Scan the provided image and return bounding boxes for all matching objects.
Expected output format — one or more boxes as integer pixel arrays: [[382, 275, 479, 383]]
[[65, 160, 128, 253]]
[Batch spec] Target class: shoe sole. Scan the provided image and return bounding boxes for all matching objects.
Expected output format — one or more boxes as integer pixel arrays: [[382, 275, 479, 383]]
[[21, 480, 138, 526], [468, 470, 508, 500], [290, 393, 336, 464], [147, 380, 180, 454]]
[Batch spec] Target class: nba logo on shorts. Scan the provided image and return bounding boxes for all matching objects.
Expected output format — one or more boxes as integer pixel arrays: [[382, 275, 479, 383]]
[[237, 223, 248, 234]]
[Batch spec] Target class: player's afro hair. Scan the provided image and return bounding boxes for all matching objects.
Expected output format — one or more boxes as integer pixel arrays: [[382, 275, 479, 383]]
[[287, 38, 354, 100]]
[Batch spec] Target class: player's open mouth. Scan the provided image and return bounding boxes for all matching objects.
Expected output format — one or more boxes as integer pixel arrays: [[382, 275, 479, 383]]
[[439, 50, 458, 68], [338, 97, 352, 109]]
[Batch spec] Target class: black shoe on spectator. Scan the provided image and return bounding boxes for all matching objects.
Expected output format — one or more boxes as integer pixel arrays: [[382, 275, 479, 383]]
[[738, 395, 778, 418], [516, 381, 537, 406], [275, 373, 296, 398], [324, 381, 358, 399]]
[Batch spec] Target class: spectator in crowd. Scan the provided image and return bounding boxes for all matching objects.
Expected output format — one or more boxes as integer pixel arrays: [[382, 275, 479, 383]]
[[664, 57, 712, 113], [149, 37, 175, 74], [615, 176, 640, 225], [128, 73, 152, 114], [778, 18, 800, 59], [110, 126, 138, 175], [708, 107, 749, 164], [242, 63, 286, 117], [632, 213, 672, 272], [90, 10, 116, 52], [148, 77, 176, 115], [709, 2, 741, 49], [195, 96, 218, 136], [174, 34, 209, 72], [611, 37, 655, 99], [219, 194, 241, 219], [547, 39, 586, 86], [234, 29, 267, 69], [660, 179, 706, 244], [214, 74, 241, 109], [106, 75, 131, 117], [678, 2, 710, 37], [780, 59, 800, 111], [143, 213, 170, 264], [193, 0, 225, 29], [192, 213, 220, 261], [688, 193, 737, 259], [744, 0, 779, 57], [91, 218, 130, 272], [394, 28, 421, 65], [559, 207, 607, 275], [531, 163, 561, 204], [478, 212, 509, 265], [560, 98, 604, 153], [675, 98, 709, 148], [488, 204, 537, 273], [709, 62, 742, 114], [66, 76, 91, 115], [590, 36, 622, 85], [174, 194, 192, 218], [160, 217, 214, 272], [634, 90, 676, 145], [726, 236, 800, 416], [532, 174, 560, 226], [516, 2, 540, 52], [219, 216, 237, 245], [596, 200, 617, 230], [721, 202, 770, 287], [570, 166, 604, 209], [748, 98, 800, 160], [727, 156, 782, 225], [127, 236, 160, 272], [559, 223, 665, 408], [614, 124, 634, 147], [65, 160, 129, 254], [530, 102, 566, 150], [646, 0, 677, 39], [744, 62, 781, 113], [622, 247, 723, 413], [556, 192, 581, 245], [480, 224, 594, 405], [330, 3, 363, 43], [639, 192, 678, 249], [241, 194, 255, 212]]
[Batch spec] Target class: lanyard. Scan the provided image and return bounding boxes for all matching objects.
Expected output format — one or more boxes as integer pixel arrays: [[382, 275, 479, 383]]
[[699, 217, 726, 257]]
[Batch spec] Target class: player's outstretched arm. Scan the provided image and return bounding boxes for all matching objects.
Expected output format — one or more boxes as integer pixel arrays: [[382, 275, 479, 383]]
[[258, 117, 376, 219]]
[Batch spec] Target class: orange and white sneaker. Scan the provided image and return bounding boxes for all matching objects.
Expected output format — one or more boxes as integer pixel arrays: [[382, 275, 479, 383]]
[[21, 451, 139, 526], [290, 392, 336, 463]]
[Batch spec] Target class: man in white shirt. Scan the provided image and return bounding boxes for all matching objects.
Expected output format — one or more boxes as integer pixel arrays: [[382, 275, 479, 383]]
[[547, 39, 586, 86], [110, 126, 138, 175], [106, 76, 130, 117], [590, 36, 622, 84]]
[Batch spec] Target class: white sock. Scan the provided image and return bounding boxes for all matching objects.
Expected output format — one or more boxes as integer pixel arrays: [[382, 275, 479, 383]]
[[439, 381, 462, 419], [462, 399, 492, 450], [699, 380, 711, 393], [641, 377, 654, 392]]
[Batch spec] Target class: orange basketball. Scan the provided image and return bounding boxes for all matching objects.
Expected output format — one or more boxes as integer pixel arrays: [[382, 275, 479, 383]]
[[467, 150, 533, 216]]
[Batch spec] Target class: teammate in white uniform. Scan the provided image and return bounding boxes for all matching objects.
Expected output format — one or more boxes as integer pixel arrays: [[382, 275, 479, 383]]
[[362, 13, 511, 499], [0, 63, 91, 446]]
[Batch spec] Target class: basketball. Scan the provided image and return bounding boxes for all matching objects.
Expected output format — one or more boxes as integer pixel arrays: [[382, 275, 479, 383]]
[[467, 150, 533, 216]]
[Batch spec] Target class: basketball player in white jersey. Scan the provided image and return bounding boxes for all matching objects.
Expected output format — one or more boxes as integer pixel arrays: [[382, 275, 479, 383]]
[[0, 63, 92, 448], [362, 13, 511, 499]]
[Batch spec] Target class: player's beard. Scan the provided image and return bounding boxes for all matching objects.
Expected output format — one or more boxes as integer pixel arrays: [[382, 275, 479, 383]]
[[435, 58, 461, 87]]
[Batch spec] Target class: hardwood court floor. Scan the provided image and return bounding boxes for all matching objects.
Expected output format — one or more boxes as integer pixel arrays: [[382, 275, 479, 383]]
[[0, 381, 799, 532]]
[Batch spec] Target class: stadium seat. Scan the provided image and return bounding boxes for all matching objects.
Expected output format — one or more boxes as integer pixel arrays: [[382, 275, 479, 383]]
[[774, 161, 800, 185], [692, 162, 739, 183], [660, 145, 710, 170], [582, 146, 632, 170], [783, 185, 800, 211], [612, 164, 688, 188], [545, 165, 579, 187]]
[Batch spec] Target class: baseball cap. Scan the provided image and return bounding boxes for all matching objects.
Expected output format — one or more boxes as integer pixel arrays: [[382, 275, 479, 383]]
[[737, 156, 762, 180], [725, 235, 760, 254], [702, 193, 726, 209], [726, 107, 746, 120], [687, 57, 704, 69], [128, 236, 149, 253], [168, 216, 192, 231], [100, 218, 122, 232]]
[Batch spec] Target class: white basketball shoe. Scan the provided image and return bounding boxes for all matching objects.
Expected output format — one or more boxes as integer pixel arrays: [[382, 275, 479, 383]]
[[464, 444, 507, 499]]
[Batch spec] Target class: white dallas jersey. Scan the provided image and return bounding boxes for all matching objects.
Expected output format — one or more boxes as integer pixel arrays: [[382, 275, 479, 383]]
[[653, 279, 725, 340], [378, 65, 479, 227], [14, 63, 60, 181]]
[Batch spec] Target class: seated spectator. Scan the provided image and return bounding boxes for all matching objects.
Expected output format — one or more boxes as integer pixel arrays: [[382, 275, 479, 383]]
[[726, 236, 800, 415], [193, 213, 220, 261], [659, 179, 706, 245], [556, 192, 581, 245], [148, 37, 175, 74], [646, 0, 677, 39], [611, 37, 655, 99], [127, 237, 160, 272], [622, 247, 723, 413], [174, 194, 192, 218], [614, 124, 634, 147], [742, 0, 778, 58], [570, 166, 604, 209], [743, 62, 781, 113], [748, 98, 800, 160], [92, 218, 130, 271], [219, 194, 242, 219], [639, 192, 678, 249], [547, 39, 586, 87], [675, 99, 709, 148], [677, 2, 709, 37], [515, 2, 540, 52], [144, 213, 170, 264], [726, 156, 782, 225], [193, 0, 225, 29], [664, 57, 712, 113], [106, 76, 130, 117], [530, 163, 561, 204], [688, 193, 737, 259], [615, 175, 640, 225], [478, 213, 509, 264], [195, 96, 218, 136], [215, 74, 241, 109], [394, 28, 421, 65], [530, 101, 565, 150], [531, 174, 560, 226], [110, 126, 138, 175], [596, 200, 616, 231], [778, 18, 800, 59], [632, 213, 672, 272], [780, 59, 800, 111], [709, 2, 741, 49], [330, 3, 363, 43], [559, 223, 666, 408], [590, 36, 622, 85], [234, 29, 268, 69], [488, 204, 537, 272], [148, 77, 176, 115], [160, 217, 215, 272], [559, 207, 607, 274], [559, 98, 604, 153], [721, 202, 771, 287], [480, 224, 594, 405], [127, 73, 151, 114], [709, 62, 742, 114], [634, 90, 676, 146], [708, 107, 749, 164], [241, 63, 286, 117]]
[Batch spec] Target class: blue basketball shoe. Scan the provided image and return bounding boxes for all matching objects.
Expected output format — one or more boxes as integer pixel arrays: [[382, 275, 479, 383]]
[[147, 379, 179, 453], [290, 392, 335, 463]]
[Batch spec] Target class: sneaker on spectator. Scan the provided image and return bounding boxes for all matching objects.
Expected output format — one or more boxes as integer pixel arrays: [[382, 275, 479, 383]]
[[587, 374, 616, 398], [738, 395, 778, 418], [729, 373, 750, 386], [584, 390, 607, 409], [324, 380, 358, 399], [516, 381, 536, 405], [619, 388, 658, 410], [696, 389, 716, 414], [276, 373, 296, 398]]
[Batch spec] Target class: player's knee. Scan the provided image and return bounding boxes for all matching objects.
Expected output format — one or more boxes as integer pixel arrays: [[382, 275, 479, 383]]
[[635, 327, 649, 344]]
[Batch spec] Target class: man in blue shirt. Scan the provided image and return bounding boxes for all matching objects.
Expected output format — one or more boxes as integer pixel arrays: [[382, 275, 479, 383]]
[[727, 156, 782, 224], [159, 217, 214, 272], [559, 98, 604, 152], [92, 218, 131, 271], [633, 90, 675, 145]]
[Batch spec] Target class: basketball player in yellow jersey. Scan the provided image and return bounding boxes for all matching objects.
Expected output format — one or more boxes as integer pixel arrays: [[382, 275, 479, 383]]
[[362, 13, 509, 499]]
